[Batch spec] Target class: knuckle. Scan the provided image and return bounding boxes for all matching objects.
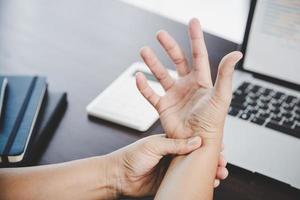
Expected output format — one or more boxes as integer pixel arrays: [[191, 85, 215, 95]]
[[192, 51, 201, 58], [193, 50, 207, 59], [173, 57, 186, 65], [166, 43, 176, 52], [156, 71, 168, 81], [172, 139, 183, 152]]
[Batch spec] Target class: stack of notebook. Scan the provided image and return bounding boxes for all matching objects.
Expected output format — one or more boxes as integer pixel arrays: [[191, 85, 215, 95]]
[[0, 76, 67, 166]]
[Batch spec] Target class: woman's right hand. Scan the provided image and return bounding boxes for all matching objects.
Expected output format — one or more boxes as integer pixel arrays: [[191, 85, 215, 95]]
[[136, 18, 242, 144]]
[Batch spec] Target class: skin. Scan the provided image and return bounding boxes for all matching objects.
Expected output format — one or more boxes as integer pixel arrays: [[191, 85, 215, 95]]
[[136, 18, 242, 199], [0, 134, 226, 200], [0, 18, 238, 200]]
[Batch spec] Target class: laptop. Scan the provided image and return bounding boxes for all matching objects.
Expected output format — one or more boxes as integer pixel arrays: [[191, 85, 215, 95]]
[[223, 0, 300, 189]]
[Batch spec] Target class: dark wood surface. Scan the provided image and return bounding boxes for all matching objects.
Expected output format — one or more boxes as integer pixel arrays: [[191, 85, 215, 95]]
[[0, 0, 299, 199]]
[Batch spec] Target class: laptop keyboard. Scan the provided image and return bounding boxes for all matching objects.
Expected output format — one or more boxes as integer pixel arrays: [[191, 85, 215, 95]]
[[229, 82, 300, 139]]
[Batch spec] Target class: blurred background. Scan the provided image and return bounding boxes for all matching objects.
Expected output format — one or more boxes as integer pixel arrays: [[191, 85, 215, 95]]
[[121, 0, 250, 43]]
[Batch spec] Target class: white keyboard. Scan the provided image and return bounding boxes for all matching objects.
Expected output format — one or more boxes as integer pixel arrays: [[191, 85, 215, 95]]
[[86, 62, 177, 131]]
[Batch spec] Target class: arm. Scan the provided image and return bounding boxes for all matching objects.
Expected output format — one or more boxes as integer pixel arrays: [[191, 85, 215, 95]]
[[155, 141, 222, 200], [0, 135, 210, 200], [0, 156, 119, 200], [136, 18, 242, 199]]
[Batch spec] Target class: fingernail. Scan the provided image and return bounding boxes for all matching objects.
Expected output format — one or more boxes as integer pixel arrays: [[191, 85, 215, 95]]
[[214, 180, 220, 187], [224, 169, 229, 178], [187, 136, 200, 146]]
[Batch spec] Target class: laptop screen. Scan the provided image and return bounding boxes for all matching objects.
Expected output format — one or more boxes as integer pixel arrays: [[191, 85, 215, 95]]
[[243, 0, 300, 85]]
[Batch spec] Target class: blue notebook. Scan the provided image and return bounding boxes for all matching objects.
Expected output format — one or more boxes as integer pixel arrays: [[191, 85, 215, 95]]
[[0, 76, 47, 163]]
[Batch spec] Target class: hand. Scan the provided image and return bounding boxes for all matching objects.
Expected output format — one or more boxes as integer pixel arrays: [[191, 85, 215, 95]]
[[106, 134, 228, 197], [136, 18, 243, 143]]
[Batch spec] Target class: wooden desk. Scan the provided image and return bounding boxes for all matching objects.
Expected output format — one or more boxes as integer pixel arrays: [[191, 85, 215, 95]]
[[0, 0, 298, 199]]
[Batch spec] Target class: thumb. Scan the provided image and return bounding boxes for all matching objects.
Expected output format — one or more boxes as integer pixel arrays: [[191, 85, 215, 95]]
[[214, 51, 243, 103], [153, 136, 202, 156]]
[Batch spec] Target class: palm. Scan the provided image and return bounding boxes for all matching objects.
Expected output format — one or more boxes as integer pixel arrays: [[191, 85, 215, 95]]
[[120, 146, 167, 196], [136, 19, 242, 139], [157, 73, 213, 139]]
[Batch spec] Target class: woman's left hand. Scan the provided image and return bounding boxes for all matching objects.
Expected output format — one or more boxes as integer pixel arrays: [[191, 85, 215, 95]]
[[106, 134, 228, 198]]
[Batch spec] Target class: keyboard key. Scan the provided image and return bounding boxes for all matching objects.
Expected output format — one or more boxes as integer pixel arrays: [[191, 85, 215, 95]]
[[231, 97, 245, 105], [228, 107, 240, 116], [273, 92, 284, 99], [270, 107, 280, 114], [294, 115, 300, 122], [258, 112, 270, 119], [230, 102, 246, 110], [239, 112, 251, 120], [258, 104, 268, 110], [247, 101, 257, 107], [271, 116, 281, 122], [251, 117, 265, 125], [285, 95, 297, 104], [266, 121, 300, 139], [251, 85, 260, 93], [282, 119, 294, 127], [282, 112, 292, 119], [239, 82, 250, 89], [248, 109, 258, 115], [283, 104, 294, 111], [262, 88, 273, 96], [272, 102, 282, 108]]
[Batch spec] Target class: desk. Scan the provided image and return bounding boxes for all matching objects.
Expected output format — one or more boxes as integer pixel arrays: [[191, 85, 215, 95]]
[[0, 0, 298, 199]]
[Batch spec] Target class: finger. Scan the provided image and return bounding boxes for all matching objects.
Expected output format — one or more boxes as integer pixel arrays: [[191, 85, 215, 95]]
[[188, 18, 212, 87], [156, 30, 190, 76], [152, 136, 202, 156], [214, 179, 220, 188], [136, 72, 161, 108], [140, 46, 175, 90], [221, 143, 225, 152], [216, 167, 229, 180], [218, 154, 227, 167], [214, 51, 243, 103]]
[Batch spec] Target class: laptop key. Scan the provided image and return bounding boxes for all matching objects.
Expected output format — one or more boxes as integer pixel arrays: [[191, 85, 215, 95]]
[[239, 112, 251, 120], [271, 116, 281, 122], [282, 112, 292, 118], [228, 107, 240, 116], [251, 85, 260, 93], [230, 102, 246, 110], [251, 117, 265, 125], [265, 121, 300, 139], [285, 95, 297, 104], [273, 92, 284, 99], [282, 119, 294, 127], [238, 82, 250, 90]]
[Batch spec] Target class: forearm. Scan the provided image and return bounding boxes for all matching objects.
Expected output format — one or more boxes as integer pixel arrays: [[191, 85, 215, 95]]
[[155, 140, 222, 200], [0, 156, 118, 200]]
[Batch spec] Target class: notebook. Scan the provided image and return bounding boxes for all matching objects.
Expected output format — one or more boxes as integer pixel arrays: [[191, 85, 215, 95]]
[[0, 91, 67, 167], [0, 76, 47, 163]]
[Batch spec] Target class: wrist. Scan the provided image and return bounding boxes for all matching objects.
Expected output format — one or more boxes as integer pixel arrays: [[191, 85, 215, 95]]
[[94, 155, 121, 199], [196, 130, 223, 147]]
